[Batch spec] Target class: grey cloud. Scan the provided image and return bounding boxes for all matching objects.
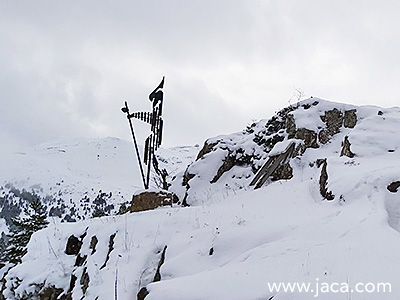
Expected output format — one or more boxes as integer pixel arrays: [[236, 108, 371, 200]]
[[1, 1, 400, 150]]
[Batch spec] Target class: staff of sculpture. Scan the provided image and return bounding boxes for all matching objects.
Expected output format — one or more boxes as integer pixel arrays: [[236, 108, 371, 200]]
[[121, 77, 167, 190]]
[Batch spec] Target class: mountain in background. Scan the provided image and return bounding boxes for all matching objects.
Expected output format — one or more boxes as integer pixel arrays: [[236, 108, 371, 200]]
[[0, 138, 198, 225], [1, 98, 400, 300]]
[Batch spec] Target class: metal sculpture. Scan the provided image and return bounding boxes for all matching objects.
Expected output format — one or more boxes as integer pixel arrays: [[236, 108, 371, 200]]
[[121, 77, 168, 190]]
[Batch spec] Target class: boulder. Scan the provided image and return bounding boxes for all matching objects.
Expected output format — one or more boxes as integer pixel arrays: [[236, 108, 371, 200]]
[[271, 163, 293, 181], [130, 191, 179, 213], [318, 129, 331, 144], [344, 109, 357, 128], [38, 285, 64, 300], [387, 181, 400, 193], [137, 287, 149, 300], [340, 136, 355, 158], [295, 128, 319, 149], [320, 108, 343, 136], [65, 235, 82, 255], [318, 108, 353, 144]]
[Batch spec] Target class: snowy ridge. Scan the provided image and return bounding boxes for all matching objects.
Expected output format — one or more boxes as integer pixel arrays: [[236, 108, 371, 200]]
[[169, 98, 400, 206], [2, 98, 400, 299]]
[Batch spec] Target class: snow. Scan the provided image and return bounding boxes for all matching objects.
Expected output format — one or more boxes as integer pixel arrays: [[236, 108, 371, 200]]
[[0, 137, 197, 196], [2, 98, 400, 300], [6, 176, 400, 299], [0, 218, 7, 235]]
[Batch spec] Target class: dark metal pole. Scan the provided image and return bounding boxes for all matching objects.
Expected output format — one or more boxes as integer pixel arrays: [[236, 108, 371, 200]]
[[146, 136, 152, 189], [123, 101, 148, 189]]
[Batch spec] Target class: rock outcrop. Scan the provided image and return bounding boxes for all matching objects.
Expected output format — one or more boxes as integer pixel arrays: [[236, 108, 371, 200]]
[[387, 181, 400, 193], [196, 141, 219, 160], [210, 155, 236, 183], [344, 109, 357, 128], [250, 142, 296, 189], [65, 234, 84, 256], [317, 159, 335, 200], [130, 191, 179, 213], [340, 136, 355, 158], [172, 99, 358, 203]]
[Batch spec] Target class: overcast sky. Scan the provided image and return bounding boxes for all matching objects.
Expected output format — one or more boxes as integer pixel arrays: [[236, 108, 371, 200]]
[[1, 0, 400, 152]]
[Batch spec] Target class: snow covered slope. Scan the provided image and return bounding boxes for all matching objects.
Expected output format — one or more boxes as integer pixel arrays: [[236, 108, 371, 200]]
[[2, 98, 400, 300]]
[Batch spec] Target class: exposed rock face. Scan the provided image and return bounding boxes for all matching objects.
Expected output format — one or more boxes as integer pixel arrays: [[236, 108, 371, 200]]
[[182, 169, 195, 188], [318, 109, 342, 144], [100, 233, 116, 270], [271, 163, 293, 181], [80, 268, 90, 295], [61, 231, 97, 299], [153, 246, 167, 282], [196, 140, 219, 160], [67, 275, 77, 298], [137, 287, 149, 300], [387, 181, 400, 193], [65, 235, 83, 255], [344, 109, 357, 128], [75, 254, 87, 267], [317, 159, 335, 200], [181, 170, 195, 206], [284, 105, 356, 153], [171, 99, 359, 203], [321, 108, 343, 136], [301, 100, 319, 110], [2, 283, 68, 300], [210, 155, 236, 183], [89, 236, 98, 255], [318, 129, 331, 144], [318, 109, 357, 144], [130, 191, 179, 213], [39, 286, 65, 300], [0, 274, 4, 300], [285, 114, 296, 138], [295, 128, 319, 150], [340, 136, 355, 158]]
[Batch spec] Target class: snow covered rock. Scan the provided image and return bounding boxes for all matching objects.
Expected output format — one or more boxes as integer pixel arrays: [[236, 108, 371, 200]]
[[169, 98, 365, 205], [130, 191, 179, 213]]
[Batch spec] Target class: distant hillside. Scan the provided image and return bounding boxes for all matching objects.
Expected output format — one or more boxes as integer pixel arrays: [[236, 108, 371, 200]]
[[0, 137, 198, 225]]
